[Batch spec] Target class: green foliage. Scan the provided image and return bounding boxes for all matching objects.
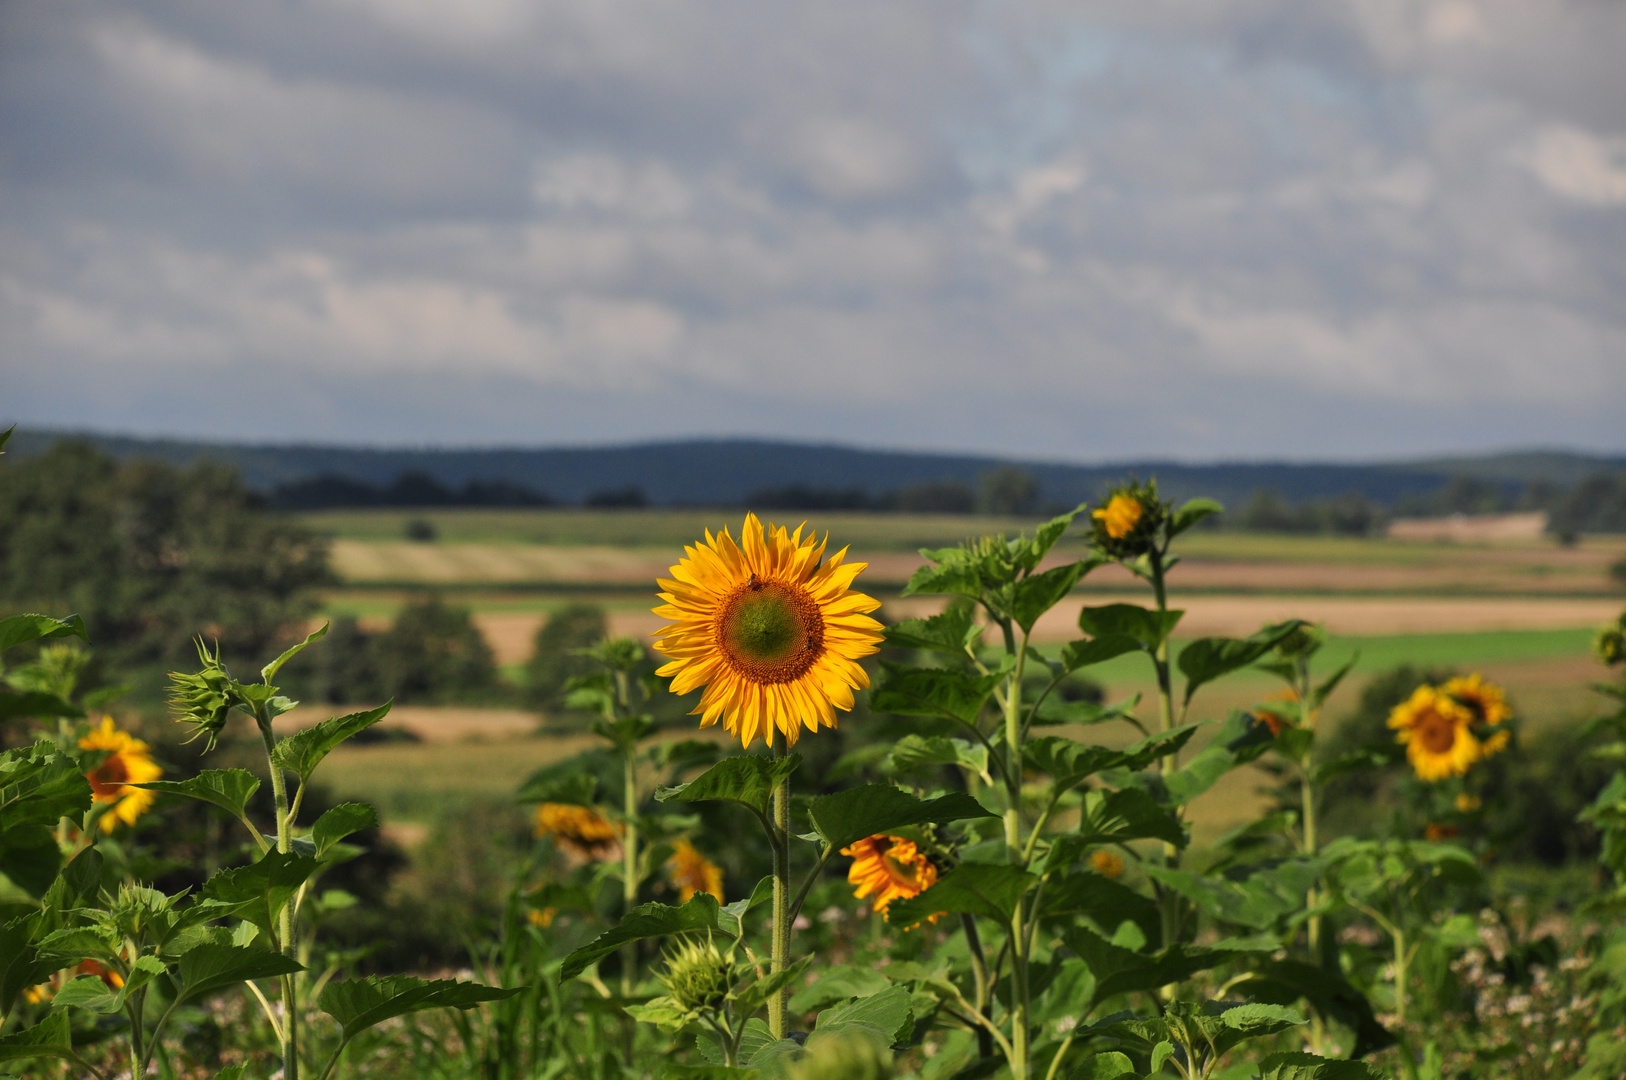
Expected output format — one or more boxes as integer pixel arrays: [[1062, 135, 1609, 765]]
[[525, 603, 608, 711], [370, 597, 496, 704]]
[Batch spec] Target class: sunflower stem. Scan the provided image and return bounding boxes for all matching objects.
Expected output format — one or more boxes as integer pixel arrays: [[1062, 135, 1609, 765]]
[[769, 739, 791, 1040], [1004, 624, 1030, 1080], [621, 745, 638, 1000], [257, 706, 299, 1080]]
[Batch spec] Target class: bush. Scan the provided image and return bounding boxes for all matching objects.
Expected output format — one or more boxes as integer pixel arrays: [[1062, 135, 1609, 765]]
[[371, 597, 496, 704], [524, 604, 608, 713]]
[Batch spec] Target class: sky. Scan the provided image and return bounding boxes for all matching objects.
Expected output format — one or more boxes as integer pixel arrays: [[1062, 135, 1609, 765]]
[[2, 0, 1623, 462]]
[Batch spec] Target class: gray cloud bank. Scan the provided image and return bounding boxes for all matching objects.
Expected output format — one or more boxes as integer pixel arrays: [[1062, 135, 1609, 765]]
[[2, 0, 1622, 459]]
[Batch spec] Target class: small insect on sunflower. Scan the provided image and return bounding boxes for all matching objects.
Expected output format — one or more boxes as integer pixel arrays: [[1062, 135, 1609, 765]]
[[1089, 849, 1125, 880], [534, 803, 621, 861], [1089, 480, 1166, 560], [667, 838, 725, 903], [653, 513, 884, 749], [1440, 674, 1513, 757], [842, 835, 941, 925], [78, 716, 162, 831], [1387, 684, 1481, 781]]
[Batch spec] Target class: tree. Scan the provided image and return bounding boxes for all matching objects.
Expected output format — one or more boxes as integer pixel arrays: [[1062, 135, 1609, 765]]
[[372, 597, 497, 704], [524, 603, 609, 712], [977, 466, 1039, 515]]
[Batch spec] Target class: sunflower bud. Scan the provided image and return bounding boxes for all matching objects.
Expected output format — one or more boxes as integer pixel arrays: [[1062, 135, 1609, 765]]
[[787, 1035, 895, 1080], [659, 938, 732, 1015], [1089, 480, 1166, 560], [167, 640, 242, 750], [1596, 618, 1626, 668]]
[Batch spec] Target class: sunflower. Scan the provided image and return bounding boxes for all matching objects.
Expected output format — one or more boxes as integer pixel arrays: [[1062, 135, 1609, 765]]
[[653, 514, 884, 749], [78, 716, 162, 832], [1088, 481, 1166, 560], [1387, 685, 1480, 781], [1093, 494, 1143, 540], [534, 803, 621, 860], [1089, 849, 1125, 880], [841, 835, 941, 924], [667, 838, 725, 903], [1441, 674, 1512, 756]]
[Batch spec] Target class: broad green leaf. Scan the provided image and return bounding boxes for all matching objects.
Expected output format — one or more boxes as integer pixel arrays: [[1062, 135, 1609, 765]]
[[515, 758, 600, 806], [717, 875, 774, 938], [1012, 562, 1085, 633], [1156, 712, 1275, 804], [1024, 738, 1124, 793], [0, 1011, 76, 1067], [43, 846, 104, 911], [665, 1067, 761, 1080], [0, 825, 60, 898], [1259, 1052, 1385, 1080], [812, 984, 914, 1045], [1077, 605, 1183, 650], [788, 965, 894, 1013], [1073, 1051, 1138, 1079], [0, 691, 81, 721], [1080, 787, 1188, 848], [1150, 1040, 1175, 1075], [655, 754, 801, 822], [136, 769, 261, 822], [870, 664, 1006, 728], [261, 622, 329, 683], [1060, 635, 1145, 671], [735, 955, 815, 1016], [270, 702, 392, 783], [624, 997, 693, 1034], [175, 944, 304, 1003], [49, 974, 120, 1013], [318, 974, 519, 1040], [809, 785, 994, 854], [1168, 498, 1223, 538], [0, 614, 88, 655], [1228, 959, 1394, 1058], [901, 557, 983, 599], [1143, 860, 1320, 931], [1063, 927, 1232, 1006], [0, 743, 93, 831], [1309, 655, 1358, 710], [560, 895, 721, 980], [1178, 622, 1306, 706], [883, 862, 1035, 928], [1038, 871, 1162, 949], [1310, 750, 1386, 787], [214, 1068, 248, 1080], [311, 803, 377, 859], [200, 850, 323, 937], [887, 735, 988, 780], [1, 917, 62, 1015], [1222, 1002, 1306, 1036], [884, 605, 980, 655], [1033, 694, 1141, 727]]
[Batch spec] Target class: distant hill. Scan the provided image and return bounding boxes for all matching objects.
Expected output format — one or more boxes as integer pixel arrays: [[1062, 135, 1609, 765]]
[[6, 429, 1624, 511]]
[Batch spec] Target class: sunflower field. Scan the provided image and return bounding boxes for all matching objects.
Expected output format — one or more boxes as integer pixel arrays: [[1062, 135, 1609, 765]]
[[6, 423, 1626, 1080]]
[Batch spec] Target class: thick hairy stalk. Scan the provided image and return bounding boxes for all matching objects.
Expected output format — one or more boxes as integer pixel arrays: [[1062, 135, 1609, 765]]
[[258, 710, 299, 1080], [621, 749, 639, 998], [769, 740, 791, 1039], [1004, 629, 1031, 1080]]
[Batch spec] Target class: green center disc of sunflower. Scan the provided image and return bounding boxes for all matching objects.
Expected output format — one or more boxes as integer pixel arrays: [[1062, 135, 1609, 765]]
[[718, 580, 824, 682]]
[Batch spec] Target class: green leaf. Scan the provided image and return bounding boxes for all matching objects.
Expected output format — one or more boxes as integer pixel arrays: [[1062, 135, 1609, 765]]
[[1150, 1040, 1175, 1075], [515, 756, 601, 806], [656, 755, 801, 822], [175, 944, 304, 1004], [665, 1067, 761, 1080], [1063, 927, 1232, 1006], [1038, 871, 1162, 949], [883, 862, 1036, 928], [1024, 738, 1123, 792], [1258, 1052, 1385, 1080], [50, 974, 120, 1013], [870, 664, 1006, 728], [1143, 860, 1320, 931], [787, 965, 894, 1013], [318, 974, 520, 1041], [1060, 635, 1145, 671], [1155, 712, 1275, 804], [270, 702, 393, 783], [812, 984, 913, 1046], [1228, 959, 1393, 1059], [901, 558, 983, 600], [261, 622, 329, 683], [1309, 655, 1358, 710], [1032, 694, 1142, 727], [1012, 562, 1085, 633], [136, 769, 261, 822], [1310, 750, 1386, 787], [311, 803, 377, 859], [1077, 605, 1183, 650], [1, 917, 60, 1016], [0, 825, 60, 898], [1178, 622, 1306, 706], [0, 743, 93, 831], [887, 736, 988, 780], [0, 1012, 77, 1068], [1080, 787, 1188, 848], [735, 955, 815, 1016], [718, 875, 775, 938], [884, 605, 980, 655], [200, 850, 323, 937], [0, 691, 81, 721], [0, 614, 88, 655], [1073, 1051, 1138, 1079], [809, 785, 994, 854], [560, 895, 721, 980], [1168, 498, 1223, 538]]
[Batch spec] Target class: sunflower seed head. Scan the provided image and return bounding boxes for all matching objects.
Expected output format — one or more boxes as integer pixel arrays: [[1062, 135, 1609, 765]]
[[1596, 623, 1625, 668]]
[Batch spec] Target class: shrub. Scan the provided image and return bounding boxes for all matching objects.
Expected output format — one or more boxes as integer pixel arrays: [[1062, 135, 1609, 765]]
[[372, 597, 496, 704], [524, 603, 608, 714]]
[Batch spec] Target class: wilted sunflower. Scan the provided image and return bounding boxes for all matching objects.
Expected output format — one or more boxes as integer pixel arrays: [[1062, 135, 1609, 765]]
[[78, 717, 162, 831], [1089, 481, 1165, 560], [667, 838, 725, 903], [1440, 674, 1512, 756], [534, 802, 621, 860], [1387, 685, 1480, 781], [842, 835, 940, 924], [653, 514, 884, 749]]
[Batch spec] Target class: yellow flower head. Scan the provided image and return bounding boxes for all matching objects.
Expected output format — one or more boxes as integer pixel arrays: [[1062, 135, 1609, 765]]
[[526, 907, 558, 928], [1387, 685, 1481, 782], [667, 838, 725, 903], [653, 513, 884, 749], [1093, 494, 1144, 540], [1455, 793, 1482, 813], [1089, 849, 1125, 880], [841, 834, 940, 925], [1440, 674, 1513, 759], [78, 717, 162, 832], [534, 803, 621, 860]]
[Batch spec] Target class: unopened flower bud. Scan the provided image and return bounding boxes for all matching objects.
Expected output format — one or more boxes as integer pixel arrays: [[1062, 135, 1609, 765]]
[[659, 939, 731, 1014], [167, 640, 241, 750]]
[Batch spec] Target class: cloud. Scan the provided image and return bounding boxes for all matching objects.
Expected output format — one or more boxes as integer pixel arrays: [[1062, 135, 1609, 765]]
[[0, 0, 1622, 458]]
